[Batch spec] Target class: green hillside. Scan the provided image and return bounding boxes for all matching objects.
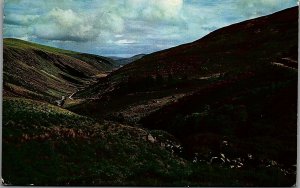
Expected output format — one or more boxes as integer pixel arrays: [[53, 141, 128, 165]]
[[3, 38, 116, 103], [3, 97, 294, 186]]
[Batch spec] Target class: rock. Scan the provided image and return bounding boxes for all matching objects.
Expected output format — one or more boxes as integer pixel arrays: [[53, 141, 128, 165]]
[[147, 134, 155, 143], [55, 96, 66, 106], [210, 157, 225, 165], [222, 140, 228, 146], [220, 153, 225, 159], [193, 157, 197, 163]]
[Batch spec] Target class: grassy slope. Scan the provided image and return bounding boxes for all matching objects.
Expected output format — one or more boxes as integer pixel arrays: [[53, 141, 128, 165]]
[[3, 38, 116, 102], [2, 97, 294, 186]]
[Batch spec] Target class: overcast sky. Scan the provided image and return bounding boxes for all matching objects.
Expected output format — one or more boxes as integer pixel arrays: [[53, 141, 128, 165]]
[[4, 0, 297, 57]]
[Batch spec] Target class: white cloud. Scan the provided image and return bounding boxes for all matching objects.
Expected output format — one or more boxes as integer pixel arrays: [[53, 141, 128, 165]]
[[141, 0, 183, 21], [115, 34, 123, 38], [32, 7, 125, 42], [116, 39, 137, 45], [25, 0, 185, 42], [4, 14, 39, 26], [33, 8, 98, 42], [48, 8, 78, 27]]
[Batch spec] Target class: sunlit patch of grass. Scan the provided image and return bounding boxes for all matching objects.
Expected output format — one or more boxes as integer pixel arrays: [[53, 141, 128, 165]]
[[63, 98, 87, 108], [4, 38, 79, 56], [5, 83, 44, 98], [3, 97, 94, 130]]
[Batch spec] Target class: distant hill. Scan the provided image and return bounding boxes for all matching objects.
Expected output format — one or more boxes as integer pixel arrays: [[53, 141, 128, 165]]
[[3, 38, 117, 102], [111, 54, 146, 66]]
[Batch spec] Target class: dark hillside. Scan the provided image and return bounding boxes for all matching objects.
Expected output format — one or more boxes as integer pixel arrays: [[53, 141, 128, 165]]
[[140, 65, 297, 166], [72, 7, 297, 123], [111, 7, 297, 79]]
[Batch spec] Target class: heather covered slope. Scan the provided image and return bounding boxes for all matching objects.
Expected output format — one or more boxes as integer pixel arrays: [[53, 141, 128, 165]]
[[3, 38, 116, 102], [72, 7, 298, 121], [112, 7, 297, 79], [136, 7, 298, 180], [140, 64, 297, 166]]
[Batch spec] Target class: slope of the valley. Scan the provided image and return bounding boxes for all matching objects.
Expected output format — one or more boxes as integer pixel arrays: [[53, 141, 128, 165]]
[[112, 54, 146, 65], [71, 7, 297, 123], [112, 7, 297, 79], [3, 38, 116, 103]]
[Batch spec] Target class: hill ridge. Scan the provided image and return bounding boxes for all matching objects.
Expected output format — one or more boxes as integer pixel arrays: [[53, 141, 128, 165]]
[[3, 38, 117, 103]]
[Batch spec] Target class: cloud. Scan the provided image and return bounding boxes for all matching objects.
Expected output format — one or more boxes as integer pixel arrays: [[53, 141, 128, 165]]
[[4, 14, 39, 26], [32, 7, 124, 42], [3, 0, 297, 56], [235, 0, 297, 18], [115, 34, 123, 38], [140, 0, 183, 21], [105, 0, 183, 21], [4, 0, 22, 5], [28, 0, 185, 42], [116, 39, 137, 45], [33, 8, 97, 42], [4, 24, 32, 39]]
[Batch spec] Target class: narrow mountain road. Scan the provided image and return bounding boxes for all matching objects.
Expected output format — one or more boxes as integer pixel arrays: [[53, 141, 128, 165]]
[[68, 90, 78, 100]]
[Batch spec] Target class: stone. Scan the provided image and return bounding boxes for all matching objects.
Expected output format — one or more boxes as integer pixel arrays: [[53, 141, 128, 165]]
[[147, 134, 155, 143]]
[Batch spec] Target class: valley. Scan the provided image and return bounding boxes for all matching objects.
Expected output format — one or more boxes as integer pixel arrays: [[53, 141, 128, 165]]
[[2, 7, 298, 186]]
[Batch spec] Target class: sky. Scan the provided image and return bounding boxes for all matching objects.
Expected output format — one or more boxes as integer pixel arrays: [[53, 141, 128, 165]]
[[4, 0, 297, 57]]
